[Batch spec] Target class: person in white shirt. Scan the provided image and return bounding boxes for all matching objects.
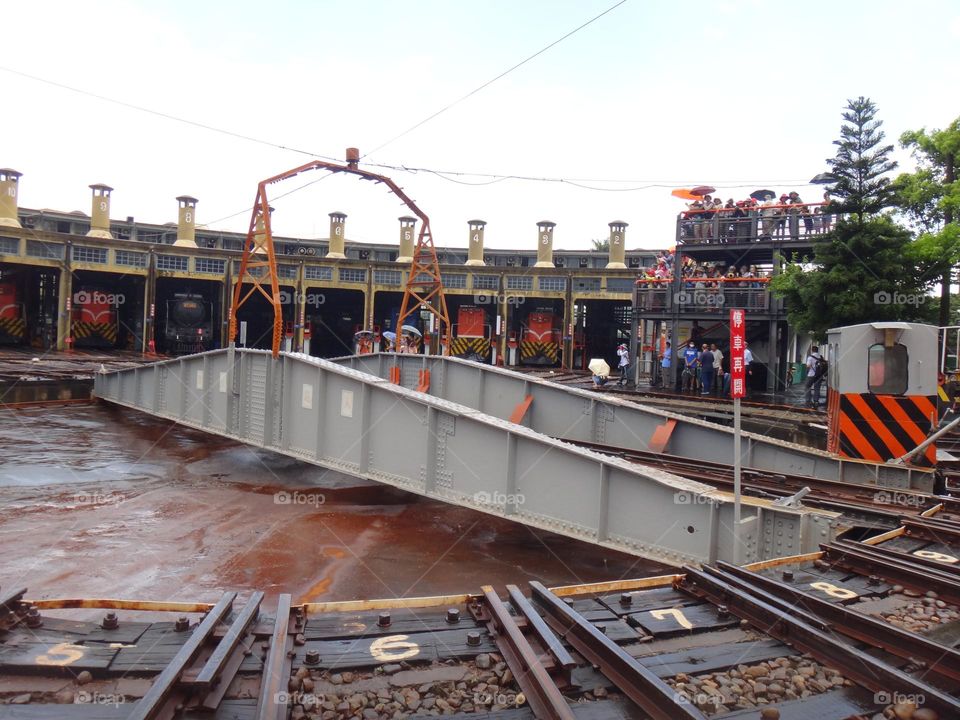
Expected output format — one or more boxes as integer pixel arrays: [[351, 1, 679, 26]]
[[710, 343, 724, 396], [805, 345, 825, 409], [743, 342, 754, 395], [617, 343, 630, 386]]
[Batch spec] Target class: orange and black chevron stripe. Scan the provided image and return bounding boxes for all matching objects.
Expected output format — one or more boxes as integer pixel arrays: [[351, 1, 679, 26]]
[[0, 316, 26, 341], [451, 337, 490, 360], [832, 392, 937, 467], [519, 340, 559, 364], [72, 321, 118, 344]]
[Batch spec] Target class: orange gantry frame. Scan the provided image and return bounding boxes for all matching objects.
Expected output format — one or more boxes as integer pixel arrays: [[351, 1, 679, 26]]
[[227, 149, 451, 358]]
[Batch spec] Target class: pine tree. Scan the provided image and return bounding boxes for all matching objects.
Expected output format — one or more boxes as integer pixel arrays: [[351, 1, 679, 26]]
[[826, 97, 898, 220], [772, 98, 925, 337]]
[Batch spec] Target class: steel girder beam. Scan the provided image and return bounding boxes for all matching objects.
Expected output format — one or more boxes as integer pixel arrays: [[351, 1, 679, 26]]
[[94, 349, 837, 567], [333, 354, 931, 492]]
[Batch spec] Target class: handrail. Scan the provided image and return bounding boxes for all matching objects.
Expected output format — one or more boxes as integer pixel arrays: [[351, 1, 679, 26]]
[[635, 277, 771, 286], [678, 201, 827, 219]]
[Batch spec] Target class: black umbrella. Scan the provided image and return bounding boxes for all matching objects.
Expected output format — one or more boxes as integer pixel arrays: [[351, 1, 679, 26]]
[[809, 172, 836, 184], [750, 189, 776, 201]]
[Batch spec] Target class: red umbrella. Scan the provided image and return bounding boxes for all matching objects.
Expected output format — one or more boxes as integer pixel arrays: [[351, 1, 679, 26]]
[[671, 188, 699, 200], [690, 185, 716, 196]]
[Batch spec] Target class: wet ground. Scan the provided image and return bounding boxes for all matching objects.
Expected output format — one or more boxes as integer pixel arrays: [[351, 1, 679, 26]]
[[0, 403, 668, 608]]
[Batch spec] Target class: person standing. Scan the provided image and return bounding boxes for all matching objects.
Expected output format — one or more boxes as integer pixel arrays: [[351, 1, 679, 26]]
[[805, 345, 826, 409], [617, 343, 630, 387], [682, 341, 699, 392], [743, 341, 754, 395], [710, 343, 724, 396], [699, 344, 715, 395], [660, 341, 672, 389]]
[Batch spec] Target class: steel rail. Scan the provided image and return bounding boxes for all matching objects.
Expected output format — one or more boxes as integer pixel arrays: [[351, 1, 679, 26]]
[[528, 581, 708, 720], [255, 594, 294, 720], [839, 540, 960, 576], [568, 440, 939, 516], [678, 566, 960, 718], [821, 542, 960, 606], [901, 515, 960, 543], [194, 591, 264, 691], [505, 584, 576, 676], [127, 591, 236, 720], [708, 562, 960, 683], [480, 586, 575, 720]]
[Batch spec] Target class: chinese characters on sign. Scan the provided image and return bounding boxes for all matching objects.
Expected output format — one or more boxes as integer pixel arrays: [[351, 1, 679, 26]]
[[729, 309, 746, 398]]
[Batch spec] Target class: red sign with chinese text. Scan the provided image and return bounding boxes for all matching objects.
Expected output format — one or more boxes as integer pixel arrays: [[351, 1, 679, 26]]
[[729, 309, 746, 398]]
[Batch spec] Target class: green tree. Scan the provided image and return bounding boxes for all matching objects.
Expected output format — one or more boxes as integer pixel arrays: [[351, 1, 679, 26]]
[[771, 98, 926, 337], [826, 96, 898, 219], [590, 237, 609, 252], [894, 117, 960, 326]]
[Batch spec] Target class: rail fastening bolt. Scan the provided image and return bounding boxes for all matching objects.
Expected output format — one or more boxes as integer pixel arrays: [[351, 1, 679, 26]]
[[467, 631, 481, 647], [25, 606, 42, 628], [868, 575, 880, 586], [446, 608, 460, 624], [619, 593, 632, 607], [782, 570, 794, 582], [102, 612, 119, 630], [717, 605, 729, 618], [305, 649, 320, 665], [174, 616, 190, 632], [378, 611, 391, 628]]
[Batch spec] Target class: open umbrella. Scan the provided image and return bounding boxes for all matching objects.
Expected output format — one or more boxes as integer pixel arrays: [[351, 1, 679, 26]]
[[382, 330, 397, 342], [750, 189, 776, 201], [671, 188, 699, 201], [588, 358, 611, 377], [401, 324, 422, 337], [690, 185, 716, 196], [353, 330, 374, 338], [809, 172, 836, 184]]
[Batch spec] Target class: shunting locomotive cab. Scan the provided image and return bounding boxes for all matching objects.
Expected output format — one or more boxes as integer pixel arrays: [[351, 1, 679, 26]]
[[450, 305, 491, 363], [520, 307, 562, 366], [71, 287, 120, 349], [826, 322, 938, 466], [0, 277, 27, 346]]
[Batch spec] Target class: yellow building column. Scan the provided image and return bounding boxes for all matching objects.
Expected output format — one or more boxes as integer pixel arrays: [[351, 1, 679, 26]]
[[87, 184, 114, 239], [466, 220, 486, 266], [173, 195, 198, 248], [0, 169, 23, 228], [607, 220, 627, 269], [327, 212, 347, 259], [534, 221, 555, 268], [397, 216, 416, 263]]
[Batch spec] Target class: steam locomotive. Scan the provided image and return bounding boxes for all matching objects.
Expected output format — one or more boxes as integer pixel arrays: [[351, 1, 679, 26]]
[[164, 293, 214, 354]]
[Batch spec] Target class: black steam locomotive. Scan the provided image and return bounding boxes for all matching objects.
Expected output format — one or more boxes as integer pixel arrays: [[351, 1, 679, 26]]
[[164, 293, 214, 355]]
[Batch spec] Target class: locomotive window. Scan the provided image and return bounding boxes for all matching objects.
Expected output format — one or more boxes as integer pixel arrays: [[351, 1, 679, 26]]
[[867, 343, 908, 395]]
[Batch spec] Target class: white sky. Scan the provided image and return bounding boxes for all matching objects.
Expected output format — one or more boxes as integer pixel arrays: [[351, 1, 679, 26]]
[[3, 0, 959, 252]]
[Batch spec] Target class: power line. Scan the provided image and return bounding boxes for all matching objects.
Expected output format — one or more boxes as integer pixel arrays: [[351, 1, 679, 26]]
[[362, 0, 629, 159], [0, 65, 338, 162]]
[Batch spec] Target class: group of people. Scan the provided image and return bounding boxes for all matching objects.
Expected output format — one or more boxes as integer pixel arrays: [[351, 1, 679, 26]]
[[636, 252, 768, 285], [660, 339, 754, 396], [680, 191, 834, 244]]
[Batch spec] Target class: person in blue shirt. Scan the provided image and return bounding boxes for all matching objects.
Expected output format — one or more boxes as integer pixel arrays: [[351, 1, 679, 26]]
[[682, 341, 699, 392], [660, 342, 672, 389]]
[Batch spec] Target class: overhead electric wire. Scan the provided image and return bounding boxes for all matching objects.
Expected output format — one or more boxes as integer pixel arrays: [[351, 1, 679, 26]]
[[361, 0, 629, 159], [0, 65, 337, 162]]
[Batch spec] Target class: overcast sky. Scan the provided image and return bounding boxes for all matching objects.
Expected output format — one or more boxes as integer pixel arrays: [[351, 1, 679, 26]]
[[3, 0, 958, 252]]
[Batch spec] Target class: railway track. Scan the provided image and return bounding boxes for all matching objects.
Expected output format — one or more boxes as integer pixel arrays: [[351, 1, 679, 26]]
[[3, 514, 960, 719], [565, 439, 960, 525]]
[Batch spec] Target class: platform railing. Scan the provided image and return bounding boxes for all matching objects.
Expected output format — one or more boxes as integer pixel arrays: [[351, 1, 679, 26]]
[[634, 279, 772, 313], [676, 202, 838, 244]]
